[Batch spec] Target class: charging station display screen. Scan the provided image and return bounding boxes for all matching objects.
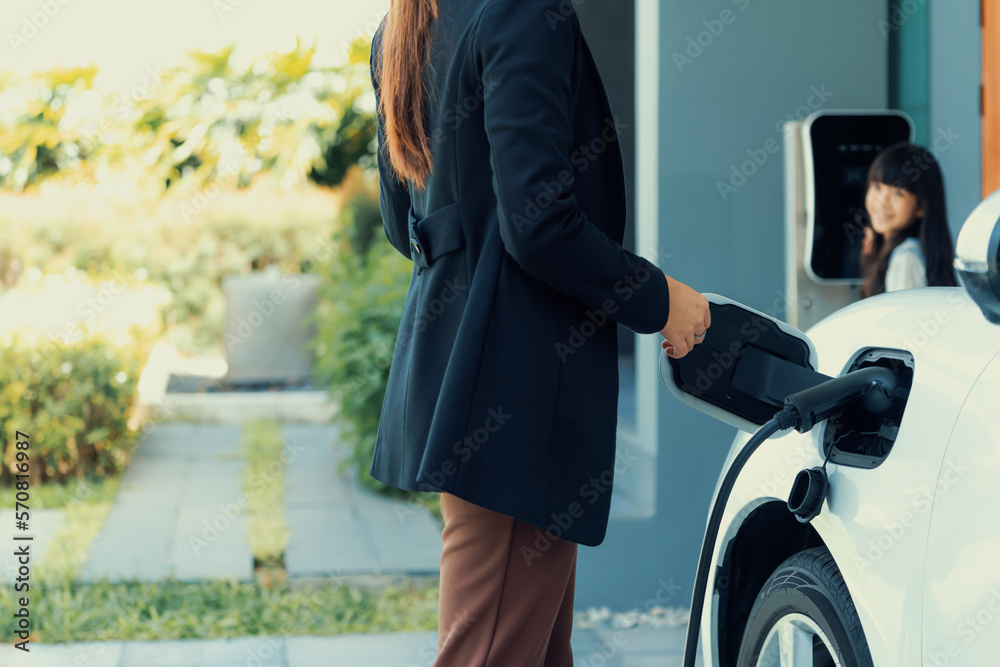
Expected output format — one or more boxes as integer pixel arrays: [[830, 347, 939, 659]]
[[807, 114, 913, 282]]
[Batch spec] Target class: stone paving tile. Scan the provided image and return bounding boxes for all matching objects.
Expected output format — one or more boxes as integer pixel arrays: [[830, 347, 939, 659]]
[[282, 424, 350, 508], [78, 420, 444, 583], [180, 463, 245, 510], [0, 509, 65, 586], [0, 628, 695, 667], [137, 423, 243, 459], [621, 657, 683, 667], [361, 510, 443, 574], [285, 508, 374, 576], [592, 624, 687, 656], [166, 509, 252, 581], [348, 485, 443, 574], [120, 637, 286, 666], [80, 423, 246, 583], [281, 424, 443, 577], [79, 509, 175, 582], [286, 632, 436, 667], [2, 641, 123, 667], [283, 463, 351, 507], [572, 627, 624, 667]]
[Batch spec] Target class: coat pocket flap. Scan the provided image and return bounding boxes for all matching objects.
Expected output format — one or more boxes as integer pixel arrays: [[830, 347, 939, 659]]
[[408, 202, 465, 270]]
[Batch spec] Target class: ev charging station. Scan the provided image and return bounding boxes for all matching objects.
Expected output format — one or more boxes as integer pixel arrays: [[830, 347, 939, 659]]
[[783, 111, 914, 331]]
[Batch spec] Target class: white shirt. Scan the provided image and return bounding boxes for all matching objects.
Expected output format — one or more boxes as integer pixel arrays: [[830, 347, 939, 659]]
[[885, 237, 928, 292]]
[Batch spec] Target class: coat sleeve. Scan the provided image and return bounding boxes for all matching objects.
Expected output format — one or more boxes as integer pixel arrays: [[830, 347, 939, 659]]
[[475, 0, 670, 335], [370, 23, 413, 261]]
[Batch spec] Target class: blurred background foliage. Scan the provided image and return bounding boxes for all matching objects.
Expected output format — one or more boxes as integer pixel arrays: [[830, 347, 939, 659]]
[[0, 35, 390, 358], [0, 38, 376, 196], [1, 34, 417, 492]]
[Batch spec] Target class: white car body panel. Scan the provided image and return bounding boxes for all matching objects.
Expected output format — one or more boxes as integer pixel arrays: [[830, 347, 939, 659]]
[[922, 354, 1000, 666], [700, 287, 1000, 667]]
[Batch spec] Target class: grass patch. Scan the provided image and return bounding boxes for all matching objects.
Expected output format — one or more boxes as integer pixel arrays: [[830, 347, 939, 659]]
[[0, 475, 119, 509], [241, 420, 291, 569], [0, 424, 441, 644], [36, 497, 117, 583], [0, 579, 439, 643]]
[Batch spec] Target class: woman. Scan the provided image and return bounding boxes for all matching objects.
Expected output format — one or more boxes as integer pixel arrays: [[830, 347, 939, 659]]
[[369, 0, 711, 664]]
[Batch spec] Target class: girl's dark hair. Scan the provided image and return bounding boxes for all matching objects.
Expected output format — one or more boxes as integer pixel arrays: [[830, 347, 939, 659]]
[[376, 0, 439, 191], [859, 142, 958, 298]]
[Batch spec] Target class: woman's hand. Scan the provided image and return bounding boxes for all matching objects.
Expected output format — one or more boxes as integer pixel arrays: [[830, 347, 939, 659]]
[[659, 275, 711, 359]]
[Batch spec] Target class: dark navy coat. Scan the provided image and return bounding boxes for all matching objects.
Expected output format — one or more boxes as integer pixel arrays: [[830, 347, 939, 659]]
[[369, 0, 671, 546]]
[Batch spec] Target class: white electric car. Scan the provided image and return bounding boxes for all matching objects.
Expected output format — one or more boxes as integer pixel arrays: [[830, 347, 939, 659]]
[[662, 189, 1000, 667]]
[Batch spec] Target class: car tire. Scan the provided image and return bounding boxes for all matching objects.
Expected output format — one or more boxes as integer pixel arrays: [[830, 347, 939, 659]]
[[736, 546, 874, 667]]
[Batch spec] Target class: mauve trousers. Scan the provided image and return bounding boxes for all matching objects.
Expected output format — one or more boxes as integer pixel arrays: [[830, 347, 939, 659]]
[[434, 492, 578, 667]]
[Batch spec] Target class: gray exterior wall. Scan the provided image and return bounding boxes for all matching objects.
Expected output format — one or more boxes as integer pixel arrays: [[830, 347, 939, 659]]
[[928, 0, 982, 236], [576, 2, 638, 357], [575, 0, 892, 609]]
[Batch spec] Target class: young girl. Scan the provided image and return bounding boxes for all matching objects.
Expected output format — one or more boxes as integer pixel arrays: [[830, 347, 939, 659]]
[[859, 142, 958, 298]]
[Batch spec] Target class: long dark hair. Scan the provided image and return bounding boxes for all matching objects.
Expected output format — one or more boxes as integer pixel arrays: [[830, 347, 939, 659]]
[[859, 142, 958, 298], [375, 0, 439, 191]]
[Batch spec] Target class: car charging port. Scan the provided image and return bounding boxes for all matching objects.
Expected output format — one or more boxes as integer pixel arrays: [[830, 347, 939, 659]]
[[821, 349, 915, 469], [680, 363, 901, 667]]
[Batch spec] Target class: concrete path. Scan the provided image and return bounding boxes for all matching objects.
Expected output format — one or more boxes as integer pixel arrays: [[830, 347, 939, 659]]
[[79, 423, 252, 582], [282, 424, 442, 576], [0, 625, 699, 667], [78, 422, 442, 583]]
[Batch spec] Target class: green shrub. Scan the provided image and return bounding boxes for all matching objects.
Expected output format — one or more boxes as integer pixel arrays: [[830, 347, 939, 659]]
[[310, 208, 412, 495], [0, 330, 151, 484], [0, 186, 340, 356]]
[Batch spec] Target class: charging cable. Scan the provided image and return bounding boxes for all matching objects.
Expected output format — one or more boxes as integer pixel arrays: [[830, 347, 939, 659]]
[[681, 365, 897, 666]]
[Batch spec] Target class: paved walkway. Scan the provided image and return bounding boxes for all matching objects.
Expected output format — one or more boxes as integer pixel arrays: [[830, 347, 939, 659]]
[[79, 423, 442, 582], [5, 407, 703, 666], [1, 625, 698, 666]]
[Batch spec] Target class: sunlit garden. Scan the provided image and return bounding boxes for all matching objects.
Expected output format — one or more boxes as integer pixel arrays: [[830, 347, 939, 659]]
[[0, 35, 440, 644]]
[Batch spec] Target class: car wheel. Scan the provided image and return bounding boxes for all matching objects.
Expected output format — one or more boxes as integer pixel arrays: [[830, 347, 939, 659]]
[[737, 547, 873, 667]]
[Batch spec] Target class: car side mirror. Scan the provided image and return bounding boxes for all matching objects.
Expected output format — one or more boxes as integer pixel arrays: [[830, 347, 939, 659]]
[[954, 188, 1000, 325]]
